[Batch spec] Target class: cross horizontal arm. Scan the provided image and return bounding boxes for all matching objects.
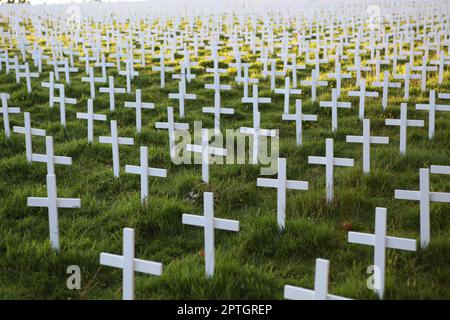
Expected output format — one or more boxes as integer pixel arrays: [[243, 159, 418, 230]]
[[182, 214, 239, 232], [348, 232, 416, 251], [100, 253, 163, 275]]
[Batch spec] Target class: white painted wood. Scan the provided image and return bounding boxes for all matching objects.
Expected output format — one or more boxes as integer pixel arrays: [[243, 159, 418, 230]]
[[124, 89, 155, 134], [348, 207, 416, 299], [346, 119, 389, 173], [125, 146, 167, 203], [282, 100, 317, 146], [320, 88, 352, 132], [182, 192, 239, 278], [284, 259, 351, 300], [257, 158, 308, 230], [347, 79, 378, 120], [395, 168, 450, 247], [99, 76, 126, 112], [27, 174, 81, 251], [99, 120, 134, 177], [100, 228, 163, 300], [155, 107, 189, 160], [1, 92, 19, 138], [308, 138, 353, 203], [76, 99, 107, 143], [385, 103, 424, 154], [430, 165, 450, 175], [415, 90, 450, 140], [13, 112, 46, 163], [300, 69, 327, 102], [275, 77, 301, 114], [372, 71, 401, 110], [32, 136, 72, 175]]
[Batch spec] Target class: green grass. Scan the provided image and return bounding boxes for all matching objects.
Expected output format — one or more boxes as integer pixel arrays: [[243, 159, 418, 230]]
[[0, 33, 449, 300]]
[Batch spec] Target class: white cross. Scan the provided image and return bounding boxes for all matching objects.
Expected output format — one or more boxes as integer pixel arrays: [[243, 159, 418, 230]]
[[169, 77, 196, 118], [55, 59, 77, 85], [346, 119, 389, 174], [308, 138, 354, 203], [186, 129, 227, 183], [300, 69, 327, 102], [242, 84, 271, 114], [202, 90, 234, 134], [41, 72, 56, 108], [385, 103, 424, 154], [286, 54, 306, 88], [125, 89, 155, 133], [125, 146, 167, 204], [94, 54, 114, 82], [240, 111, 277, 164], [327, 61, 351, 97], [282, 99, 317, 146], [394, 63, 421, 100], [347, 55, 371, 86], [257, 158, 308, 230], [99, 120, 135, 177], [348, 79, 379, 120], [82, 66, 103, 99], [80, 47, 96, 75], [372, 71, 401, 110], [99, 76, 126, 112], [182, 192, 239, 278], [1, 92, 20, 138], [54, 83, 77, 127], [119, 59, 139, 94], [32, 136, 72, 175], [27, 174, 81, 251], [76, 99, 107, 143], [17, 62, 38, 93], [284, 258, 351, 300], [348, 207, 416, 299], [430, 51, 450, 85], [395, 168, 450, 248], [320, 88, 352, 132], [236, 63, 258, 99], [152, 49, 174, 88], [13, 112, 46, 163], [100, 228, 163, 300], [268, 59, 285, 91], [415, 90, 450, 140], [411, 55, 437, 92], [275, 77, 302, 114], [155, 106, 189, 160]]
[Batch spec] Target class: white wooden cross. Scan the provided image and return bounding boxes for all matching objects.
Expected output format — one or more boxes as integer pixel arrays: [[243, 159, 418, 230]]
[[430, 51, 450, 85], [346, 119, 389, 174], [240, 111, 277, 164], [347, 55, 371, 86], [125, 146, 167, 204], [286, 53, 306, 88], [242, 84, 271, 114], [100, 228, 163, 300], [119, 59, 139, 94], [54, 83, 77, 127], [275, 77, 302, 114], [99, 76, 126, 112], [32, 136, 72, 175], [13, 112, 46, 163], [94, 54, 114, 83], [27, 174, 80, 251], [372, 71, 401, 110], [395, 168, 450, 248], [327, 61, 351, 97], [169, 77, 196, 118], [411, 55, 437, 92], [257, 157, 308, 231], [320, 88, 352, 132], [415, 90, 450, 140], [348, 207, 416, 299], [202, 90, 234, 134], [125, 89, 155, 134], [348, 79, 379, 120], [385, 103, 424, 154], [99, 120, 135, 177], [300, 69, 327, 102], [308, 138, 354, 203], [282, 99, 317, 146], [82, 66, 103, 99], [186, 129, 227, 183], [76, 99, 107, 143], [17, 62, 38, 93], [269, 58, 285, 91], [155, 106, 189, 160], [284, 258, 351, 300], [152, 49, 174, 88], [394, 63, 421, 100], [1, 92, 20, 138], [182, 192, 239, 278], [236, 63, 258, 99], [41, 72, 56, 107]]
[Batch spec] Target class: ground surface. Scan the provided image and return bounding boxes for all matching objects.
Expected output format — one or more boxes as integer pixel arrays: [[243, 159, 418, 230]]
[[0, 25, 449, 300]]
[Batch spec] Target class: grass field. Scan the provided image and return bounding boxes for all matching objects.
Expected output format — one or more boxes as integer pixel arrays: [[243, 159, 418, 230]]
[[0, 21, 449, 299]]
